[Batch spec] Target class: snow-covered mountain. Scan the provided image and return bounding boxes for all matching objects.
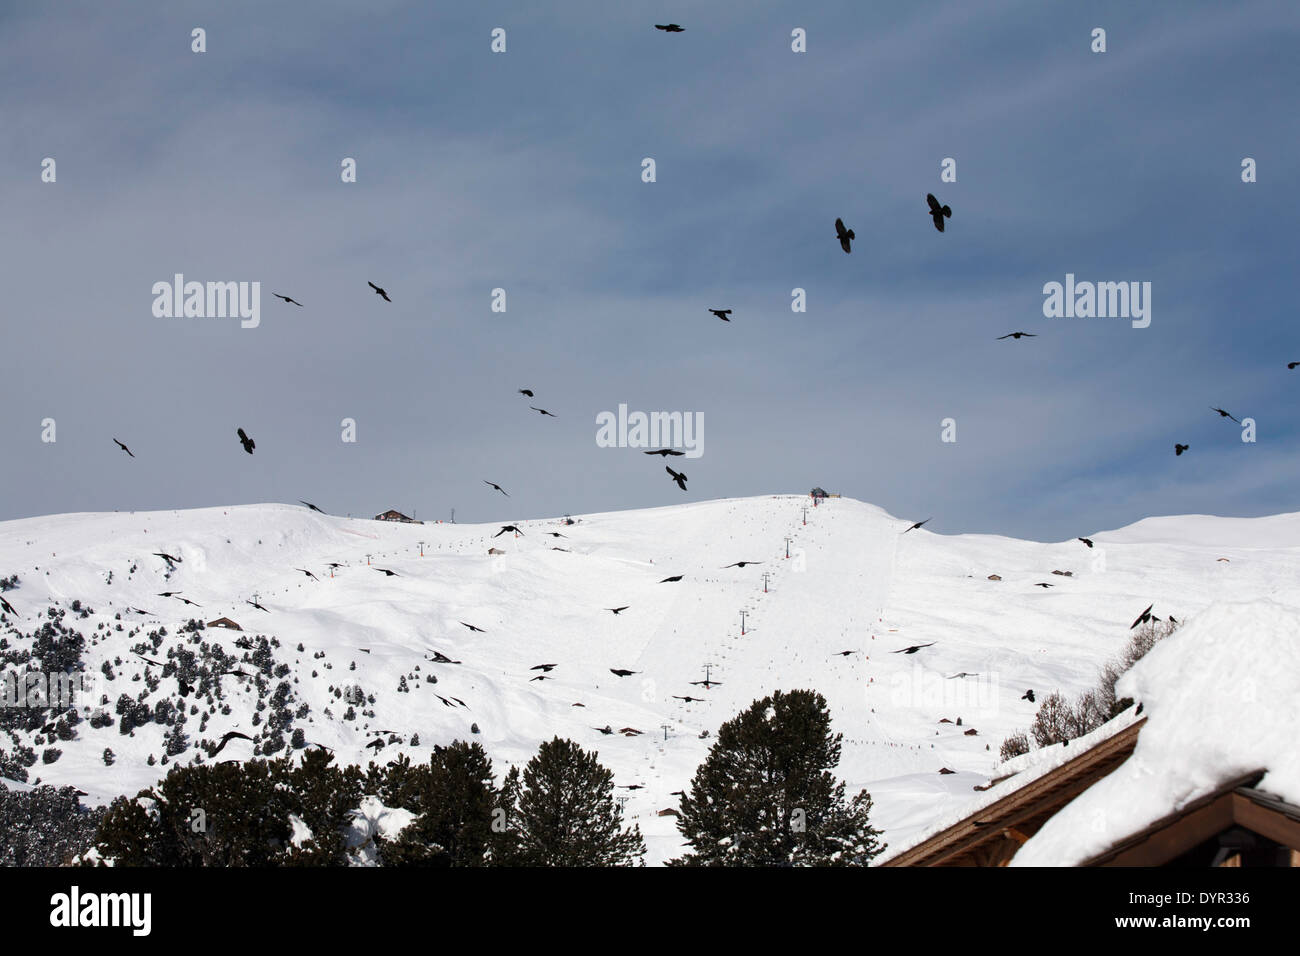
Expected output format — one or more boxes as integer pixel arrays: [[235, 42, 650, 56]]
[[2, 496, 1297, 864]]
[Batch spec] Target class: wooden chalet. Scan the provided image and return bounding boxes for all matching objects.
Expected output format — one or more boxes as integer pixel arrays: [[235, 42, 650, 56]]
[[881, 717, 1300, 867], [205, 617, 243, 631], [374, 509, 422, 524]]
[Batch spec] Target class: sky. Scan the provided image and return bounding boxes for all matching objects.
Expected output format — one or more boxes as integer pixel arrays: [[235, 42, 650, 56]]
[[2, 0, 1297, 541]]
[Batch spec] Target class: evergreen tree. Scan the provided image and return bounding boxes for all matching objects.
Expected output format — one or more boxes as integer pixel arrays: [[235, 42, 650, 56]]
[[671, 689, 885, 866], [383, 740, 499, 867], [507, 737, 644, 866]]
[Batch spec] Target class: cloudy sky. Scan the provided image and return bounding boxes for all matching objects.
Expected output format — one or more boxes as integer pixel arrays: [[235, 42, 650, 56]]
[[2, 0, 1297, 540]]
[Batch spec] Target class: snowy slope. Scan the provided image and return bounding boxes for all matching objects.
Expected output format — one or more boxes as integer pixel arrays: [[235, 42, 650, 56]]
[[1, 496, 1297, 865]]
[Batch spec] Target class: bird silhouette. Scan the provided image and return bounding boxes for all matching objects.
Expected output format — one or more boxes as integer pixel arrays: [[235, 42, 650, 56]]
[[708, 309, 732, 321], [484, 480, 509, 497], [158, 591, 181, 598], [112, 438, 135, 458], [609, 668, 639, 677], [211, 731, 253, 756], [460, 622, 485, 633], [926, 193, 952, 232], [237, 428, 255, 454], [666, 466, 688, 491], [835, 217, 855, 254], [495, 525, 524, 537], [529, 406, 557, 417], [655, 23, 684, 32], [530, 675, 552, 682], [272, 293, 303, 307], [606, 606, 630, 615], [1034, 582, 1054, 588], [1289, 362, 1299, 369], [368, 281, 391, 302], [722, 561, 762, 569], [673, 695, 704, 702], [546, 532, 567, 538], [1022, 689, 1036, 703], [154, 552, 182, 564], [295, 568, 318, 581], [833, 651, 858, 658], [246, 599, 269, 613], [659, 574, 684, 583], [299, 500, 325, 514], [177, 597, 201, 607], [429, 650, 461, 664], [891, 643, 936, 654], [902, 518, 931, 534], [690, 678, 722, 689], [0, 596, 16, 616], [997, 332, 1036, 340], [134, 652, 164, 667], [518, 389, 534, 397], [531, 664, 557, 672], [946, 672, 979, 679], [373, 568, 399, 577], [1210, 407, 1240, 424], [1130, 603, 1154, 629], [595, 725, 615, 735], [1175, 443, 1189, 456], [1078, 537, 1094, 548], [644, 448, 685, 457]]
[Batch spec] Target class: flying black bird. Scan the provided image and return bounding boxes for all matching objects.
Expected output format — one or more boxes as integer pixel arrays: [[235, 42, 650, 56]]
[[295, 568, 318, 581], [644, 448, 685, 457], [429, 650, 461, 664], [1130, 603, 1154, 629], [835, 217, 855, 254], [127, 607, 150, 615], [495, 525, 524, 537], [690, 678, 722, 689], [891, 643, 936, 654], [177, 597, 202, 607], [158, 591, 181, 598], [246, 599, 269, 613], [708, 309, 732, 322], [484, 480, 509, 497], [997, 332, 1036, 340], [217, 669, 251, 679], [673, 695, 704, 702], [946, 672, 979, 679], [112, 438, 135, 458], [722, 561, 762, 569], [1034, 582, 1054, 588], [518, 389, 534, 397], [211, 731, 253, 756], [1210, 407, 1240, 424], [299, 500, 324, 514], [926, 193, 952, 232], [618, 784, 645, 790], [135, 652, 164, 667], [237, 428, 255, 454], [552, 547, 571, 552], [659, 575, 683, 583], [368, 281, 391, 302], [609, 668, 639, 677], [530, 675, 551, 682], [1288, 362, 1299, 369], [546, 532, 567, 538], [666, 466, 688, 491], [449, 696, 467, 708], [902, 518, 931, 534], [154, 552, 182, 564], [1175, 443, 1189, 456], [531, 664, 557, 672], [373, 568, 399, 577], [272, 293, 303, 307], [655, 23, 684, 32], [1078, 537, 1094, 548], [606, 606, 629, 615], [1022, 689, 1036, 703], [529, 406, 557, 417], [595, 725, 615, 735], [460, 622, 485, 633], [833, 651, 858, 658], [327, 562, 344, 570]]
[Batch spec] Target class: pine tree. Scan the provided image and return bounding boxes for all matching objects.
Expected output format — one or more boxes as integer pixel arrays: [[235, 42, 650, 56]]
[[383, 740, 499, 867], [671, 689, 885, 866], [508, 737, 644, 866]]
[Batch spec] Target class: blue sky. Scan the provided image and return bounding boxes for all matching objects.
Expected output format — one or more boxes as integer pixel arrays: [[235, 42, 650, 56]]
[[2, 0, 1297, 540]]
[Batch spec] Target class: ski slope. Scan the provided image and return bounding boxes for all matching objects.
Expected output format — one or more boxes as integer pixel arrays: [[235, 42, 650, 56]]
[[1, 496, 1297, 864]]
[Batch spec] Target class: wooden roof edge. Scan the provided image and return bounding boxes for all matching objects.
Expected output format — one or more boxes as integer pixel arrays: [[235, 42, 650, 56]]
[[880, 717, 1147, 867], [1080, 768, 1268, 866]]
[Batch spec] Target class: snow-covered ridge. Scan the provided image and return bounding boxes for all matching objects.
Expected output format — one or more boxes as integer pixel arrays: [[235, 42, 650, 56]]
[[2, 497, 1298, 864]]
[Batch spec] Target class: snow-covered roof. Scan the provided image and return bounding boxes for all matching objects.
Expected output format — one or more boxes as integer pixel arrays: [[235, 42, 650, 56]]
[[1011, 599, 1300, 865]]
